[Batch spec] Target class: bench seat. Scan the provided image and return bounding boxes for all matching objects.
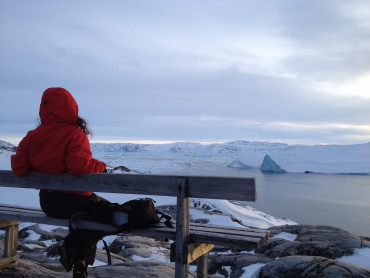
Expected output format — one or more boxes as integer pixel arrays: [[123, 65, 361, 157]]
[[0, 203, 270, 250], [0, 170, 267, 277]]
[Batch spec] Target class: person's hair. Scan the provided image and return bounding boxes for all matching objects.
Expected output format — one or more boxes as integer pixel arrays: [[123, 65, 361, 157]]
[[37, 116, 93, 136], [76, 116, 92, 136]]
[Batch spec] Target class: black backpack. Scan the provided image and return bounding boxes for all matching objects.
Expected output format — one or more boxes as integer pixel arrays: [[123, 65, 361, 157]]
[[68, 198, 173, 265], [121, 198, 161, 228], [87, 198, 173, 229]]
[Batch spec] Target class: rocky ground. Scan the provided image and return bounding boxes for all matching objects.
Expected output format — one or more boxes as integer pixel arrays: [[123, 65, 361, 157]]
[[1, 223, 370, 278]]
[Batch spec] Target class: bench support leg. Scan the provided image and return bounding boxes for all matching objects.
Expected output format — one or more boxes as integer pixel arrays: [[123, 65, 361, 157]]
[[196, 252, 209, 278], [175, 178, 190, 278], [0, 220, 20, 269]]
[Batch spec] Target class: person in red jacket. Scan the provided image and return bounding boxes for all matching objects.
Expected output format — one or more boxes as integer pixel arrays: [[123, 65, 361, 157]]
[[11, 87, 111, 278]]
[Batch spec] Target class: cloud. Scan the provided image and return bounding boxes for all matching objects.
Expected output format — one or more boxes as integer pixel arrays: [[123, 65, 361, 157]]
[[1, 0, 370, 144]]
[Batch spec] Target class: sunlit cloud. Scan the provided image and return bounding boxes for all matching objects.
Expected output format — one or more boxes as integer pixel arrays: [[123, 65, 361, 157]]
[[311, 74, 370, 99]]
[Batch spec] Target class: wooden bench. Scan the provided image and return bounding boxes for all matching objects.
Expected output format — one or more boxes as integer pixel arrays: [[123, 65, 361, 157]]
[[0, 170, 270, 278]]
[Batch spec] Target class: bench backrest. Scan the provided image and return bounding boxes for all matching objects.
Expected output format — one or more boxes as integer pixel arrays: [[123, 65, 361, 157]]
[[0, 170, 256, 201]]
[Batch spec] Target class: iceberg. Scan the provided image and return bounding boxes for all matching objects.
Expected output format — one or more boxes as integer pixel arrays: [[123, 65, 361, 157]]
[[221, 141, 370, 174], [261, 154, 287, 173], [227, 159, 253, 169]]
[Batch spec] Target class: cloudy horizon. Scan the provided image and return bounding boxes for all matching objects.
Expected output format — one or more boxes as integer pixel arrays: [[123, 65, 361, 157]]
[[1, 1, 370, 146]]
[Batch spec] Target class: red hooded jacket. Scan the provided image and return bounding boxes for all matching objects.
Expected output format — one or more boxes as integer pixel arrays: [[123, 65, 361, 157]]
[[11, 87, 107, 195]]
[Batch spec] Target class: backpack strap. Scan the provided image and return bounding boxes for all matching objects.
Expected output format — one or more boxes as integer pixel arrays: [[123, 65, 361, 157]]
[[101, 239, 112, 265], [156, 210, 174, 228]]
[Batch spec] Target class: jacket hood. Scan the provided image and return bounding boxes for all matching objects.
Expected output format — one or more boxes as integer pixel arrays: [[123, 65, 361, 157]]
[[39, 87, 79, 125]]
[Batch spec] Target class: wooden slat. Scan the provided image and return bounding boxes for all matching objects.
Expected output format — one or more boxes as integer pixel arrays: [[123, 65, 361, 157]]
[[0, 170, 256, 201], [197, 252, 209, 278], [122, 226, 177, 240], [189, 224, 268, 236], [167, 221, 269, 241], [0, 206, 45, 215], [186, 243, 214, 264], [0, 220, 21, 228], [189, 221, 269, 233], [0, 255, 19, 270], [192, 229, 261, 243], [187, 176, 256, 201], [0, 210, 69, 226], [175, 178, 190, 278], [188, 225, 270, 242], [4, 224, 19, 257], [0, 203, 44, 212], [191, 231, 261, 250], [135, 226, 262, 249], [170, 242, 215, 264]]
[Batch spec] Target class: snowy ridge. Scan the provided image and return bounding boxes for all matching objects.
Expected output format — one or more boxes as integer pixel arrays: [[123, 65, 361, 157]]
[[0, 140, 17, 152], [91, 140, 289, 154]]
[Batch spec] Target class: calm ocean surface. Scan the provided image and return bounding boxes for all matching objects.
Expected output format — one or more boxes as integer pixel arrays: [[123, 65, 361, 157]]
[[164, 163, 370, 237]]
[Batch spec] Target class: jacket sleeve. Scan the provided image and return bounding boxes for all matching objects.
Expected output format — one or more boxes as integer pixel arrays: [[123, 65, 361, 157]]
[[11, 133, 33, 176], [65, 130, 107, 174]]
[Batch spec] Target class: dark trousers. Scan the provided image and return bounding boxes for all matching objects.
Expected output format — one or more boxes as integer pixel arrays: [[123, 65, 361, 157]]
[[39, 190, 111, 219], [39, 190, 112, 265]]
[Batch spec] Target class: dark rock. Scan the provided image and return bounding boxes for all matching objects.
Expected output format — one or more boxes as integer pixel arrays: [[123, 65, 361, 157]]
[[44, 242, 61, 258], [18, 240, 48, 252], [0, 259, 66, 278], [209, 252, 273, 277], [259, 255, 370, 278], [192, 218, 209, 224], [89, 260, 196, 278], [258, 238, 342, 258], [107, 165, 137, 173], [108, 236, 126, 254], [108, 235, 170, 260], [18, 224, 68, 241], [260, 225, 370, 259]]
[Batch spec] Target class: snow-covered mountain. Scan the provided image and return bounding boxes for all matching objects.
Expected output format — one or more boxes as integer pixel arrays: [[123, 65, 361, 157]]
[[0, 140, 17, 152], [90, 140, 289, 154]]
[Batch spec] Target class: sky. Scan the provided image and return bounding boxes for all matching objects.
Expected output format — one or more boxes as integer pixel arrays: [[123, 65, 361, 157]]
[[1, 0, 370, 145]]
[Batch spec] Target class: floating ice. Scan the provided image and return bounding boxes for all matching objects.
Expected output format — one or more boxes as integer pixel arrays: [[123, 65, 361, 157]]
[[227, 159, 253, 169], [261, 155, 287, 173]]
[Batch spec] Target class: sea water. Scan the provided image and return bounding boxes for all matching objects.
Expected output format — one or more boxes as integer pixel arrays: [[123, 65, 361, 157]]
[[160, 162, 370, 237], [94, 152, 370, 237]]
